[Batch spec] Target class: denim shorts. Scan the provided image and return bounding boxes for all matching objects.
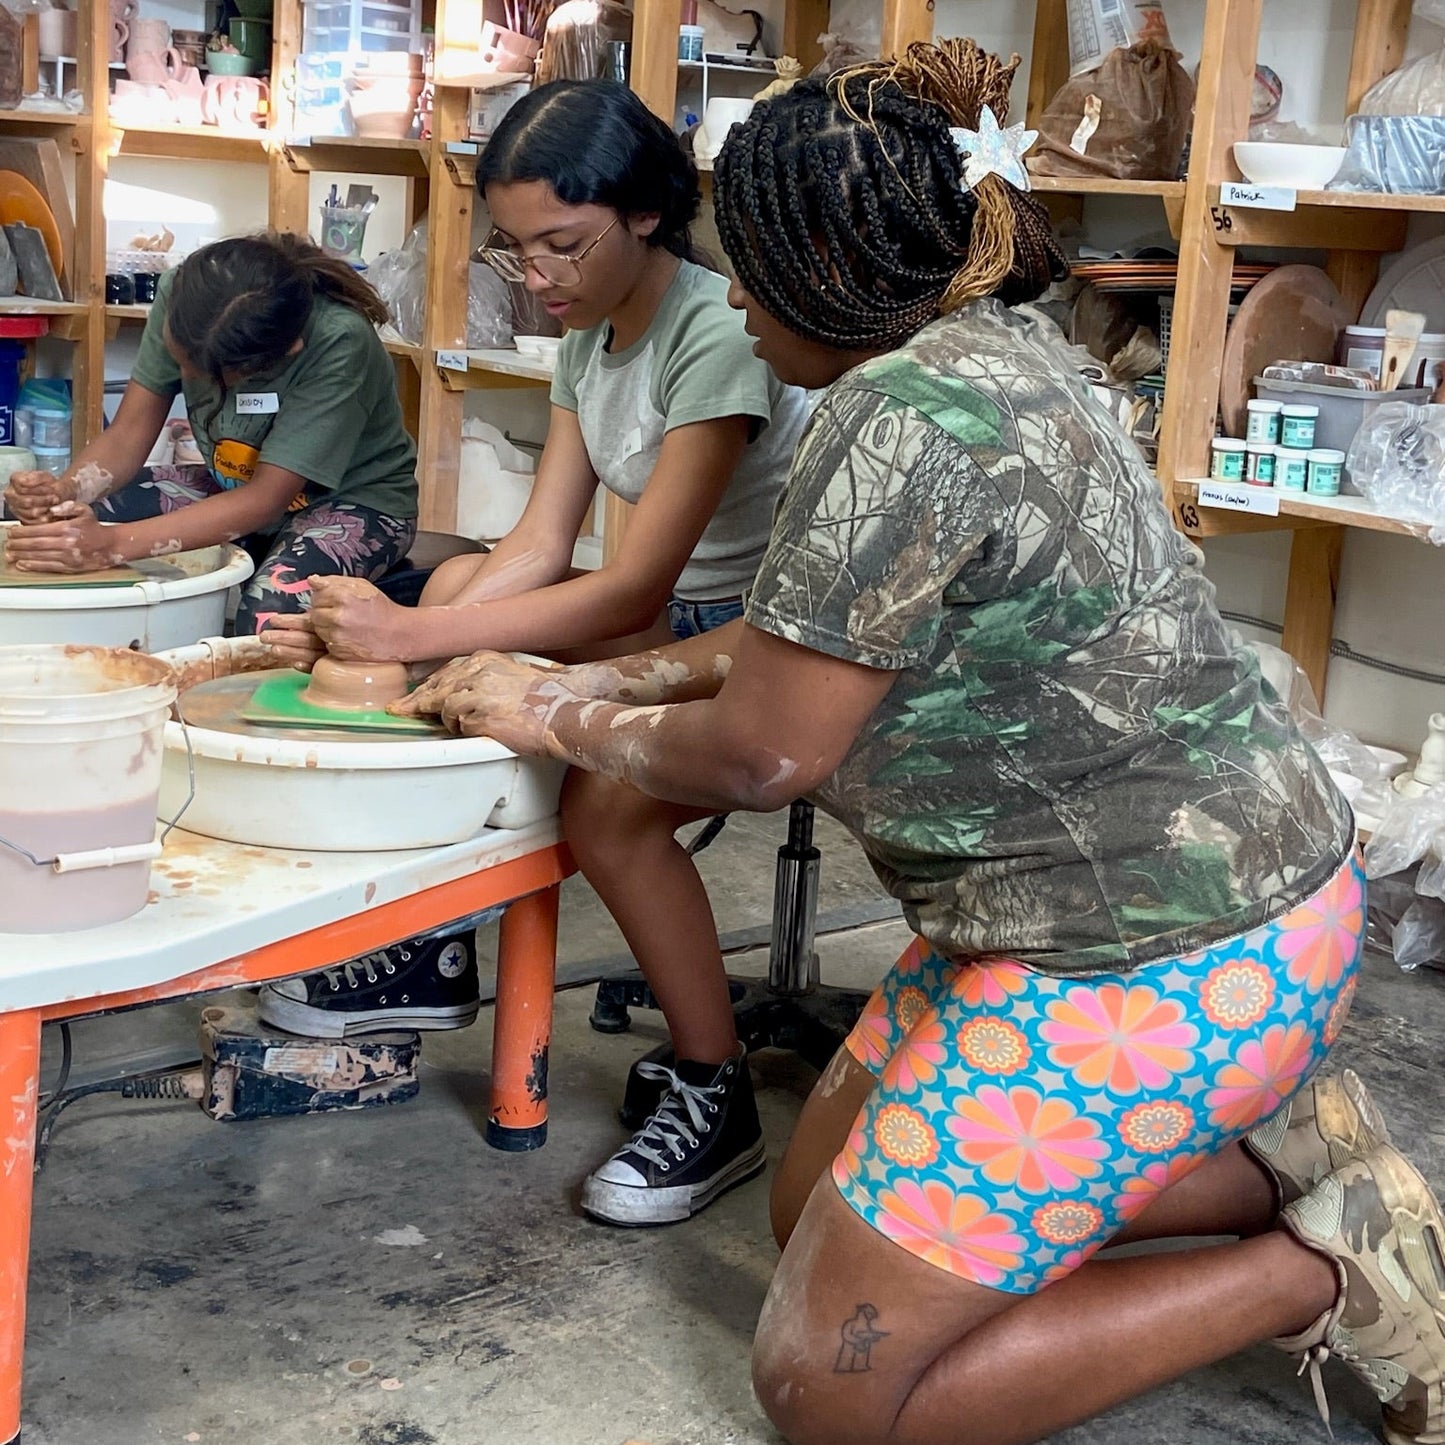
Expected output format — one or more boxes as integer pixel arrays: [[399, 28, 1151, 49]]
[[667, 594, 745, 640], [835, 850, 1366, 1295]]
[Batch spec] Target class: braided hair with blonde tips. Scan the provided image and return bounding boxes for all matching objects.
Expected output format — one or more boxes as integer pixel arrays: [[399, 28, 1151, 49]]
[[713, 38, 1067, 352]]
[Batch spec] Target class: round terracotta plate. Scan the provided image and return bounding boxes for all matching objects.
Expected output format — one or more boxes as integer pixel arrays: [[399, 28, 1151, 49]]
[[0, 170, 64, 278], [1218, 264, 1353, 435]]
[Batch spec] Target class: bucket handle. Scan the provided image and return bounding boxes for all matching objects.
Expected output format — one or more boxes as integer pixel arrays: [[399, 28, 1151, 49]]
[[0, 714, 196, 875]]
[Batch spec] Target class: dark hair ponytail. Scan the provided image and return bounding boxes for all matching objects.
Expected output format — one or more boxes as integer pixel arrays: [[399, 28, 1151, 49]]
[[166, 232, 389, 399], [476, 79, 703, 261]]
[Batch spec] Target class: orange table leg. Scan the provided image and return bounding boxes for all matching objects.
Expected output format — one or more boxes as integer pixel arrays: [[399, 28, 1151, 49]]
[[486, 883, 560, 1152], [0, 1010, 41, 1445]]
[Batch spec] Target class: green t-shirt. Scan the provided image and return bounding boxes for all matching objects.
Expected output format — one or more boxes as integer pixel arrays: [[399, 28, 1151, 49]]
[[746, 299, 1355, 976], [131, 268, 418, 521]]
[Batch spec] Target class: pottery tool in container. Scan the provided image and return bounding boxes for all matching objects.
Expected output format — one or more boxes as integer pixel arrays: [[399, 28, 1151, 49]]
[[1380, 309, 1426, 392]]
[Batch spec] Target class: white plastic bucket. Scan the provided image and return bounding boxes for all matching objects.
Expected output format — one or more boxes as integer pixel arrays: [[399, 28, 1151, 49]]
[[0, 645, 177, 933]]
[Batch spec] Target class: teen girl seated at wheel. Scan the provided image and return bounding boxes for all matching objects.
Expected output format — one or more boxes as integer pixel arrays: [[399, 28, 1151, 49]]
[[3, 233, 418, 634], [259, 82, 810, 1230], [392, 41, 1445, 1445]]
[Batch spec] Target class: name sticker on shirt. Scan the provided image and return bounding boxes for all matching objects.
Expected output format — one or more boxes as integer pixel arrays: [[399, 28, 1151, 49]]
[[235, 391, 280, 415]]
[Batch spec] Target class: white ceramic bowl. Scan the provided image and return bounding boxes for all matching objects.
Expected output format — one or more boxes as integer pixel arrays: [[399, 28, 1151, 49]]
[[514, 335, 561, 364], [1233, 142, 1346, 190]]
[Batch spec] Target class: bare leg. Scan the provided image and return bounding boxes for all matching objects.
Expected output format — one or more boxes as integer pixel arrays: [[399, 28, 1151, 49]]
[[561, 768, 739, 1064], [754, 1177, 1339, 1445]]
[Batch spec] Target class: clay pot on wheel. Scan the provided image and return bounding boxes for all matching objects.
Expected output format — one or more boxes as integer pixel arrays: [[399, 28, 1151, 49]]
[[302, 656, 410, 712]]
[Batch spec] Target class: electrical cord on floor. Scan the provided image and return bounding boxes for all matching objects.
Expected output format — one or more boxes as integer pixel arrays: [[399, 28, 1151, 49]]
[[33, 1063, 205, 1177], [1220, 610, 1445, 688]]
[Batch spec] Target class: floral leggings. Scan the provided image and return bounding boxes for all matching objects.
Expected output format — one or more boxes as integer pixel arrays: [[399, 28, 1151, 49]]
[[836, 851, 1367, 1295], [95, 466, 416, 636]]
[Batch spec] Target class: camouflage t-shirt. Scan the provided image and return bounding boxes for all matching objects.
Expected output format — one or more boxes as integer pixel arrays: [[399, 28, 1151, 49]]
[[745, 299, 1355, 975]]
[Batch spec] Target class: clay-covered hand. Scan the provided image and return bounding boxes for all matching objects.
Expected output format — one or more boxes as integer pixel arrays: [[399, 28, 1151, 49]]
[[260, 613, 327, 671], [4, 468, 78, 525], [306, 575, 412, 661], [3, 503, 124, 573], [391, 651, 561, 754]]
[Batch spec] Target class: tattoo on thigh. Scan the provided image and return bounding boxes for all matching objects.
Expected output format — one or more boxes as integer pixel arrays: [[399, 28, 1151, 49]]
[[835, 1303, 889, 1374]]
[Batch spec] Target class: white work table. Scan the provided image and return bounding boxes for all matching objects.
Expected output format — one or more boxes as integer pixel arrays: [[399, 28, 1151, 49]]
[[0, 818, 575, 1445]]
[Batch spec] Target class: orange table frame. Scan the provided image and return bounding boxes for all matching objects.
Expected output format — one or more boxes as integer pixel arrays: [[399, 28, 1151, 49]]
[[0, 839, 574, 1445]]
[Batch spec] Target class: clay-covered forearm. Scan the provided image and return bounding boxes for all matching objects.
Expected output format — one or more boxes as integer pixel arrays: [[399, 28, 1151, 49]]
[[563, 622, 739, 705]]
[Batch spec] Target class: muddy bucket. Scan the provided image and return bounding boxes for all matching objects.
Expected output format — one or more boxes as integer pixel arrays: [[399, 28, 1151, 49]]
[[0, 645, 177, 933]]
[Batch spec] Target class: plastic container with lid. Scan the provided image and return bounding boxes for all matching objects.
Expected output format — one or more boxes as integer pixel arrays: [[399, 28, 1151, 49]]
[[32, 445, 70, 477], [29, 407, 70, 450], [1340, 325, 1445, 390], [1280, 404, 1319, 450], [1307, 448, 1345, 497], [1210, 437, 1247, 482], [1277, 450, 1309, 491], [678, 23, 704, 60], [1245, 398, 1282, 445], [1252, 376, 1433, 492], [1246, 442, 1277, 486]]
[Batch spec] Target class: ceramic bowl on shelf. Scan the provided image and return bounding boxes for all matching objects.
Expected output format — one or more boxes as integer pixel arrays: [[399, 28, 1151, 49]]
[[205, 49, 259, 76], [1233, 142, 1347, 189], [514, 334, 561, 364]]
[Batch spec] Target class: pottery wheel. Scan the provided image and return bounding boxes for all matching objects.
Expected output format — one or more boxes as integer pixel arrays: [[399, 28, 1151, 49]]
[[1218, 265, 1354, 435], [177, 671, 436, 745]]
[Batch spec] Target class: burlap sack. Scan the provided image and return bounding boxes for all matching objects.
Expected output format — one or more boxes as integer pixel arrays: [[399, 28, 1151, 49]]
[[1028, 40, 1194, 181]]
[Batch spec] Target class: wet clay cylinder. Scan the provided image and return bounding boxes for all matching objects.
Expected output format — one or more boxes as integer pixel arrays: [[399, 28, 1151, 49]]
[[301, 656, 410, 712]]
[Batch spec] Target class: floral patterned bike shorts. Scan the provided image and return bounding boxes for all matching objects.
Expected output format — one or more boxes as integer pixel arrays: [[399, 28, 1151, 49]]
[[835, 850, 1367, 1295]]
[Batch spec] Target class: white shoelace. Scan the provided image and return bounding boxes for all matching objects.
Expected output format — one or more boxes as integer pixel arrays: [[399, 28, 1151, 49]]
[[623, 1061, 724, 1170], [323, 952, 397, 991]]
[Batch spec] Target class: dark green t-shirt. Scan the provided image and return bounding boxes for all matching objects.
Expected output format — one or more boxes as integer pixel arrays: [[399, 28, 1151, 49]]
[[130, 268, 418, 520]]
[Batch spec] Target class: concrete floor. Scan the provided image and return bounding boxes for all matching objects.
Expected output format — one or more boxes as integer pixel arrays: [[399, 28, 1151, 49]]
[[22, 810, 1445, 1445]]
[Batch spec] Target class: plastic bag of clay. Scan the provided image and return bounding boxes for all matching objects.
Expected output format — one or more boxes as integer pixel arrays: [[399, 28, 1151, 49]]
[[1357, 36, 1445, 117], [1331, 114, 1445, 195], [1029, 41, 1195, 182], [1392, 896, 1445, 970], [809, 22, 878, 75], [1347, 402, 1445, 543], [467, 261, 513, 348], [1065, 0, 1175, 76], [1365, 786, 1445, 883], [370, 223, 428, 346], [509, 280, 564, 339], [535, 0, 631, 86]]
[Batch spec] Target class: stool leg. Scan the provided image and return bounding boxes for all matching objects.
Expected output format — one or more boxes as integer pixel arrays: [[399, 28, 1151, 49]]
[[0, 1010, 41, 1445], [768, 800, 820, 996], [486, 886, 559, 1152]]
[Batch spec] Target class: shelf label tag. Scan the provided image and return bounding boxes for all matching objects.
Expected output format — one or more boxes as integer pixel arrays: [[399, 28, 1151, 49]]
[[1198, 481, 1281, 516], [437, 350, 468, 372], [1220, 181, 1297, 211], [288, 133, 312, 148]]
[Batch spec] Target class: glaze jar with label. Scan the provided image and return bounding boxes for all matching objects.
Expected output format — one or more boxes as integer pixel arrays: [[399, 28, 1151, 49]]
[[1280, 404, 1319, 450], [1210, 437, 1247, 482]]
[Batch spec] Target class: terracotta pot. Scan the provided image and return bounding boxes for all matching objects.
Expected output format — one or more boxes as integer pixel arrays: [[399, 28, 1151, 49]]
[[38, 6, 78, 61]]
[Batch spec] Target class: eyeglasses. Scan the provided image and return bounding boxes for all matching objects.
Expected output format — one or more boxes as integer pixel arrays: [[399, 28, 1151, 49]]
[[473, 217, 621, 287]]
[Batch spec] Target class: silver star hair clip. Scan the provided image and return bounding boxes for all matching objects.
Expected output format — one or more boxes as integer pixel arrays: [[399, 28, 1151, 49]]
[[949, 106, 1039, 192]]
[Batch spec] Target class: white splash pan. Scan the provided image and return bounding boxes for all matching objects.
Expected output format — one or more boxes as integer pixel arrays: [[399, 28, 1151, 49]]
[[156, 638, 566, 851], [0, 525, 254, 652]]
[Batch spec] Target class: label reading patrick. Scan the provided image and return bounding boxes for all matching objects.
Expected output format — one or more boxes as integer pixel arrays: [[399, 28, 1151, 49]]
[[1220, 181, 1297, 212], [235, 392, 280, 415], [1198, 480, 1281, 517]]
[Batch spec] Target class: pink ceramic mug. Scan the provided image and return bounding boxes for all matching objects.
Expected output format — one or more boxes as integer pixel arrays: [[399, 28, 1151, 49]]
[[110, 17, 128, 63], [128, 16, 170, 52], [127, 47, 185, 84]]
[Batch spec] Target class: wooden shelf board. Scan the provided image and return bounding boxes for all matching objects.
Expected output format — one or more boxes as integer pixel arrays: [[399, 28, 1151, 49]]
[[284, 134, 429, 177], [114, 123, 269, 163], [1173, 479, 1433, 540], [0, 108, 87, 128], [0, 300, 86, 316], [1031, 176, 1186, 199], [440, 347, 554, 389], [104, 304, 152, 321], [382, 336, 423, 362], [1295, 188, 1445, 213]]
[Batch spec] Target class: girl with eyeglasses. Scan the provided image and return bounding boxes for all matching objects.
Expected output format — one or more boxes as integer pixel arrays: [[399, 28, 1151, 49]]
[[259, 80, 811, 1226], [394, 40, 1445, 1445]]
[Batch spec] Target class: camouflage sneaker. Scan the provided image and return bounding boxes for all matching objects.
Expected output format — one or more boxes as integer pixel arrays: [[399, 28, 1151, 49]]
[[1278, 1144, 1445, 1445], [1245, 1068, 1392, 1208]]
